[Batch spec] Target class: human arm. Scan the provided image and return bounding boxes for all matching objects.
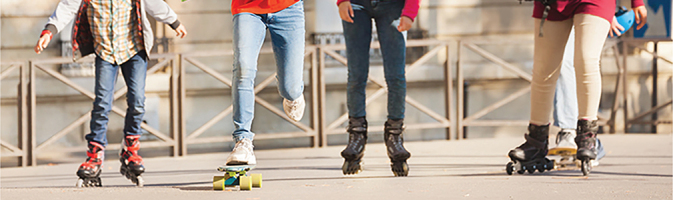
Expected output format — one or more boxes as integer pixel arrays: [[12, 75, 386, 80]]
[[35, 0, 82, 53], [143, 0, 187, 38], [337, 0, 354, 23], [398, 0, 420, 32]]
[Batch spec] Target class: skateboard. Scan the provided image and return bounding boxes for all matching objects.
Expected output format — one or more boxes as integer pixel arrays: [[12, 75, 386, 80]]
[[213, 165, 262, 191], [548, 146, 600, 175], [547, 147, 580, 170]]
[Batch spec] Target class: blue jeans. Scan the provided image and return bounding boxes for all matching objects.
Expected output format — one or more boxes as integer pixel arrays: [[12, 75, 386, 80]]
[[231, 1, 305, 142], [343, 0, 407, 120], [553, 29, 578, 130], [86, 51, 147, 147]]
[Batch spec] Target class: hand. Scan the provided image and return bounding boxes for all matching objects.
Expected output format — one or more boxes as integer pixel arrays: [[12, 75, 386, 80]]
[[338, 1, 354, 23], [34, 33, 52, 54], [174, 24, 187, 38], [609, 16, 625, 37], [397, 16, 413, 32], [634, 6, 648, 30]]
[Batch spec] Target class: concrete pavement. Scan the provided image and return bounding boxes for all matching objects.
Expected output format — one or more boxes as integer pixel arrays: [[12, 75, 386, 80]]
[[1, 134, 671, 200]]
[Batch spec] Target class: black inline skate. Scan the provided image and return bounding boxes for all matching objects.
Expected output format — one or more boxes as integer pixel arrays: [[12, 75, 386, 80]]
[[119, 135, 145, 187], [76, 141, 104, 187], [384, 119, 411, 176], [506, 124, 555, 175], [341, 117, 367, 175], [575, 119, 598, 176]]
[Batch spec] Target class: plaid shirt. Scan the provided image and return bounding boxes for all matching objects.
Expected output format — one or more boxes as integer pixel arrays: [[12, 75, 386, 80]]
[[87, 0, 144, 64]]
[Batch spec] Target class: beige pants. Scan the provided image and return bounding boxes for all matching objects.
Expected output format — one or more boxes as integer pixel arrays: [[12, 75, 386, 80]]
[[530, 14, 611, 125]]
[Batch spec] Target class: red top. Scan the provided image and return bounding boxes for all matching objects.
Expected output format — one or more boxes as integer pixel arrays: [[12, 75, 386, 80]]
[[533, 0, 644, 22], [231, 0, 300, 15], [336, 0, 420, 21]]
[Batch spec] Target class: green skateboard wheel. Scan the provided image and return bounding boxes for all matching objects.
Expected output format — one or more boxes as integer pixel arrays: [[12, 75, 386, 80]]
[[213, 176, 225, 190], [239, 176, 252, 190], [251, 174, 262, 188]]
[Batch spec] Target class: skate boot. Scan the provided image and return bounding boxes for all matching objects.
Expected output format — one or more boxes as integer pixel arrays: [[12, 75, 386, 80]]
[[225, 138, 257, 165], [340, 117, 367, 175], [76, 141, 104, 187], [506, 124, 554, 175], [119, 135, 145, 187], [384, 119, 411, 176], [575, 119, 598, 176]]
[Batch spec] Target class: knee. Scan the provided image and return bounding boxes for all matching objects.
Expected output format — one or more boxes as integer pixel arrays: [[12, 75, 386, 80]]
[[385, 74, 406, 86], [347, 73, 369, 85], [279, 84, 304, 100], [128, 104, 145, 115], [233, 64, 257, 79]]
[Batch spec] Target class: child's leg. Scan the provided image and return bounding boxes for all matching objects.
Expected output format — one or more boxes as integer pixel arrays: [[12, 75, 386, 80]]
[[86, 56, 120, 147], [120, 51, 147, 137], [232, 13, 267, 142], [529, 18, 573, 125], [268, 1, 305, 102], [373, 1, 406, 120], [117, 51, 148, 186], [342, 2, 373, 118], [572, 14, 610, 121], [572, 14, 610, 168]]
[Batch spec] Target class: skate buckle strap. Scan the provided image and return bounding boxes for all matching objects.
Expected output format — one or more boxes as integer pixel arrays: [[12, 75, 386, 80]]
[[524, 133, 547, 149], [386, 128, 403, 135], [349, 126, 367, 132], [128, 155, 143, 164]]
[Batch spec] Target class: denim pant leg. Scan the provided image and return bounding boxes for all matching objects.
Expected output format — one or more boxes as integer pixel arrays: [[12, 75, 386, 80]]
[[553, 29, 578, 129], [373, 1, 406, 120], [343, 3, 372, 118], [232, 13, 267, 142], [120, 51, 147, 137], [268, 1, 305, 101], [86, 56, 120, 147]]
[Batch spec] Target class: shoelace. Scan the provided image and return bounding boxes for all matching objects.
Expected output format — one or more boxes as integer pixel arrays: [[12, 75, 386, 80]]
[[556, 132, 572, 144], [287, 99, 300, 111], [234, 140, 254, 152]]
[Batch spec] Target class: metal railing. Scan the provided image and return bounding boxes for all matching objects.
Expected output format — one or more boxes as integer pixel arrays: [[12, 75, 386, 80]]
[[456, 38, 671, 136], [1, 38, 669, 167], [175, 47, 321, 155], [621, 39, 673, 131], [1, 61, 28, 166], [318, 40, 454, 145], [2, 54, 179, 166]]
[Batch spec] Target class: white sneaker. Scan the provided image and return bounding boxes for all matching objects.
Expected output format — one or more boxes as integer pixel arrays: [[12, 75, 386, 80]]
[[554, 129, 577, 149], [283, 94, 305, 122], [225, 139, 256, 165]]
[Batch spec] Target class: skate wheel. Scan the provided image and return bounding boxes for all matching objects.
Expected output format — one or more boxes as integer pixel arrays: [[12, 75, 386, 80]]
[[527, 166, 535, 174], [537, 164, 545, 173], [135, 176, 144, 187], [581, 160, 591, 176], [505, 162, 514, 175], [239, 176, 252, 190], [76, 179, 84, 187], [213, 176, 225, 190], [251, 174, 262, 188]]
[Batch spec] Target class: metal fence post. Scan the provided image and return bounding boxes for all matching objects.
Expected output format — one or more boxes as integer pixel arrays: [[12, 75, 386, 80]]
[[28, 61, 36, 166]]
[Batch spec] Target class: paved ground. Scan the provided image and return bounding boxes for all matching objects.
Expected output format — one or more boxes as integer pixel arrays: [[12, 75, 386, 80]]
[[1, 134, 671, 200]]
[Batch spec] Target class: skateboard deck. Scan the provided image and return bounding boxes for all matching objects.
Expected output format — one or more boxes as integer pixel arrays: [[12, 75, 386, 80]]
[[547, 147, 579, 170], [213, 165, 262, 191]]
